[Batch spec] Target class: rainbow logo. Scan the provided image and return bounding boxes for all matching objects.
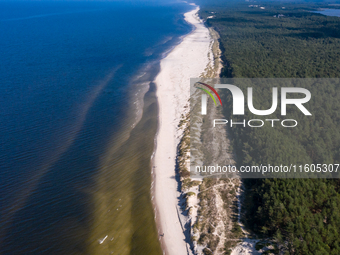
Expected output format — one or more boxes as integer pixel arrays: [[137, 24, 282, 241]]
[[195, 82, 222, 106]]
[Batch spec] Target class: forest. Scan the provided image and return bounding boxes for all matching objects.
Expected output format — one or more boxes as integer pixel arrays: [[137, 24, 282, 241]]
[[196, 0, 340, 253]]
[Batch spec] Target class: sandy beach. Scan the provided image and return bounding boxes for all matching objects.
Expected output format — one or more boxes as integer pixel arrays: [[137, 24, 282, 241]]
[[153, 6, 213, 255]]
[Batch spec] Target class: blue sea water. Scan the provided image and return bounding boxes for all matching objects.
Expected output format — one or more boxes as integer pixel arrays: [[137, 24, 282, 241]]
[[313, 9, 340, 17], [0, 0, 193, 254]]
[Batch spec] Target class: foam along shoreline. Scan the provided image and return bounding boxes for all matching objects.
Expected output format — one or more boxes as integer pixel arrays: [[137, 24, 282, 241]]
[[153, 5, 212, 255]]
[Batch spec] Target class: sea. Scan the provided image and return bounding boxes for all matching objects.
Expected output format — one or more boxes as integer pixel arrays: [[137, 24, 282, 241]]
[[313, 8, 340, 17], [0, 0, 193, 254]]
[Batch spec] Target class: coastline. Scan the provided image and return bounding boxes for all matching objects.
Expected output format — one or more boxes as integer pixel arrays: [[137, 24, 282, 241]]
[[153, 5, 214, 255]]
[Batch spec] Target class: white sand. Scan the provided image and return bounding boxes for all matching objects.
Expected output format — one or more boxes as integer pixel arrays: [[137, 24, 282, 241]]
[[230, 239, 261, 255], [153, 6, 212, 255]]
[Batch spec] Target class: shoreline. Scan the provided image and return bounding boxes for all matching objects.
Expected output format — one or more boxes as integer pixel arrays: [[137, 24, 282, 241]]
[[152, 5, 214, 255]]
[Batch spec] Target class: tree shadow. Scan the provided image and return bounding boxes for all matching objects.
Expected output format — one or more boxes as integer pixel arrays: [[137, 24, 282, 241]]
[[174, 144, 195, 254]]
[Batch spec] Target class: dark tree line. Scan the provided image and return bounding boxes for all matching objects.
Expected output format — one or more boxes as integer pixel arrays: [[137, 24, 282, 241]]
[[198, 1, 340, 253]]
